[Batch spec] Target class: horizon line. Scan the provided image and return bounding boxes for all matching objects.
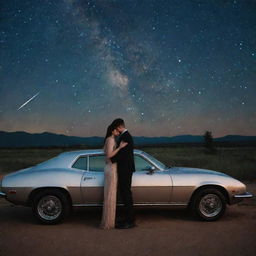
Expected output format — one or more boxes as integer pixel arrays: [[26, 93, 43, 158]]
[[1, 130, 255, 139]]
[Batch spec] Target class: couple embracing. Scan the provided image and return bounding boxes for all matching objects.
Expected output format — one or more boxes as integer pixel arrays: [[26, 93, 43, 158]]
[[100, 118, 136, 229]]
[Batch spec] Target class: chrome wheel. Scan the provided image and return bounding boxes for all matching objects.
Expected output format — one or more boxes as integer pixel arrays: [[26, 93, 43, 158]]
[[37, 195, 62, 221], [199, 193, 222, 218]]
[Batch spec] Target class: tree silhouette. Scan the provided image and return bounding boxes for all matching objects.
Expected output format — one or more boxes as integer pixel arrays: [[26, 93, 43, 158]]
[[204, 131, 216, 153]]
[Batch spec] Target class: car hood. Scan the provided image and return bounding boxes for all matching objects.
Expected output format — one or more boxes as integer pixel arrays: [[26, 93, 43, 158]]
[[169, 167, 230, 177]]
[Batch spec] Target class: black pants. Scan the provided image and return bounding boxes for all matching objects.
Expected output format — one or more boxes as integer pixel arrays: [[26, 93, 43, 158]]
[[117, 170, 135, 223]]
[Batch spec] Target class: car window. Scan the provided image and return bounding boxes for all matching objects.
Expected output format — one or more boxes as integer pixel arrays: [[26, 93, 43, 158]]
[[72, 156, 87, 171], [134, 155, 154, 172], [89, 155, 105, 172], [141, 152, 167, 169]]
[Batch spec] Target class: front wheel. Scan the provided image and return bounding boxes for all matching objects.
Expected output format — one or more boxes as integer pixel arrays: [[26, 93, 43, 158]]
[[190, 188, 226, 221], [32, 189, 71, 224]]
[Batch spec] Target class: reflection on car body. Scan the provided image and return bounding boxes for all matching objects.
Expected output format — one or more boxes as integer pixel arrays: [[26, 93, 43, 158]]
[[0, 149, 253, 224]]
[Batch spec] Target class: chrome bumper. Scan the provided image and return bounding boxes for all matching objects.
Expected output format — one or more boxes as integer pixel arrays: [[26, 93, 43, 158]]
[[0, 191, 6, 198], [234, 192, 253, 198]]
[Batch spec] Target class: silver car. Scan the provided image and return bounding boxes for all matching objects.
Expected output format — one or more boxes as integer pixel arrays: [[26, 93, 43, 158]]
[[0, 149, 252, 224]]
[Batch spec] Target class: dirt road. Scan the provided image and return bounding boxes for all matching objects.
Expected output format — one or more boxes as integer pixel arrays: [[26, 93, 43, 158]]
[[0, 200, 256, 256]]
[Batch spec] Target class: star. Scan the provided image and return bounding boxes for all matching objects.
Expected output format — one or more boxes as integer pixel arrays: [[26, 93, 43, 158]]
[[0, 0, 254, 137]]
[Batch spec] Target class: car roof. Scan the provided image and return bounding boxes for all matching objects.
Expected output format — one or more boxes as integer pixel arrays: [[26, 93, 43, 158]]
[[58, 149, 144, 157], [34, 149, 163, 170]]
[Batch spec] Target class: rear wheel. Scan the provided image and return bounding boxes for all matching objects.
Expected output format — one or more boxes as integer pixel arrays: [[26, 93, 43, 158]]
[[190, 188, 226, 221], [32, 189, 71, 224]]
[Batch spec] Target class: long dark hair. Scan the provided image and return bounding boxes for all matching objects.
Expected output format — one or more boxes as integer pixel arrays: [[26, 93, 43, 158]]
[[111, 118, 125, 128], [104, 124, 115, 143]]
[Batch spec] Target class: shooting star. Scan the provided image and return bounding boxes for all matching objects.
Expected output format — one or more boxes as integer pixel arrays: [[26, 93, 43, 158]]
[[17, 92, 40, 110]]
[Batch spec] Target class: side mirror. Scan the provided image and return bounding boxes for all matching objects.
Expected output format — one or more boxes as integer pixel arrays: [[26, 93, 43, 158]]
[[146, 166, 156, 175]]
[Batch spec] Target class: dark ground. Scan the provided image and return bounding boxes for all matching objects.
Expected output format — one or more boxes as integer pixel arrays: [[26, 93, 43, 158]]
[[1, 147, 256, 256], [1, 191, 256, 256]]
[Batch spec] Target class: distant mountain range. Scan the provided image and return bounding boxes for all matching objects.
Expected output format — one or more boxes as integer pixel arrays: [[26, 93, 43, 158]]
[[0, 131, 256, 148]]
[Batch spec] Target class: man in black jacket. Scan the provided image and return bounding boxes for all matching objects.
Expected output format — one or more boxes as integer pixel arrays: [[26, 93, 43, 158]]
[[110, 118, 136, 229]]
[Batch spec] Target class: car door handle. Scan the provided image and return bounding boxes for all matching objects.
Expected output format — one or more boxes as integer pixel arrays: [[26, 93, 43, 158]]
[[84, 177, 96, 180]]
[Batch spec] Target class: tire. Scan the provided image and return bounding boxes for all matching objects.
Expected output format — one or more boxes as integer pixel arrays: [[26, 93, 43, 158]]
[[32, 189, 71, 224], [190, 188, 226, 221]]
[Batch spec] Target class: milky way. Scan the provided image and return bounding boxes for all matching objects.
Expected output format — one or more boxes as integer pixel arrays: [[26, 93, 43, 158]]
[[0, 0, 255, 137]]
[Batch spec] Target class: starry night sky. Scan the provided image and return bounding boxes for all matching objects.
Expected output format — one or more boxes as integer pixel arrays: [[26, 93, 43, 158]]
[[0, 0, 255, 137]]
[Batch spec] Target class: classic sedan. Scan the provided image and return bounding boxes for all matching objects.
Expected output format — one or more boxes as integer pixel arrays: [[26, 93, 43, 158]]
[[0, 149, 253, 224]]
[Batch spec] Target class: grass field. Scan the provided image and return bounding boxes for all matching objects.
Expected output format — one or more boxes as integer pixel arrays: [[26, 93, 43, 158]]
[[0, 146, 255, 181]]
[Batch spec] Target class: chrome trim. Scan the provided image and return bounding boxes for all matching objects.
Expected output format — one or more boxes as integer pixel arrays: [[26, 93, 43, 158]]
[[199, 193, 222, 218], [73, 203, 188, 207], [0, 191, 6, 198], [135, 154, 162, 171], [71, 155, 89, 171], [73, 203, 102, 207], [37, 195, 62, 221], [69, 150, 165, 172], [234, 192, 253, 198], [138, 152, 165, 171], [134, 203, 188, 206]]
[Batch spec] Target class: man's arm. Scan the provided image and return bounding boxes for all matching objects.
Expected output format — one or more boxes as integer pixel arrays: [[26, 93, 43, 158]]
[[110, 133, 130, 163]]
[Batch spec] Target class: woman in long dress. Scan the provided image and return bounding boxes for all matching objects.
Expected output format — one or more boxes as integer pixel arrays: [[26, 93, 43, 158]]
[[100, 124, 128, 229]]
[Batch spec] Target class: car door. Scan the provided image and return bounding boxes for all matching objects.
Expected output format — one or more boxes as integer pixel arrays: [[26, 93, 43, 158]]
[[80, 154, 105, 204], [132, 154, 172, 204], [79, 153, 172, 204]]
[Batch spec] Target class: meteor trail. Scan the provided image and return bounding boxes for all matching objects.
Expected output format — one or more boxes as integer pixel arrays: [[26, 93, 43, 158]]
[[17, 92, 40, 110]]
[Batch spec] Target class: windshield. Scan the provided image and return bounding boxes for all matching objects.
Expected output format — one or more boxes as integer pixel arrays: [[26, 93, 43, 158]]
[[141, 152, 168, 170]]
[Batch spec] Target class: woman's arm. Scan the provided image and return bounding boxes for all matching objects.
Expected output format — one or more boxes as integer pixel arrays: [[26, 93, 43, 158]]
[[106, 138, 127, 159]]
